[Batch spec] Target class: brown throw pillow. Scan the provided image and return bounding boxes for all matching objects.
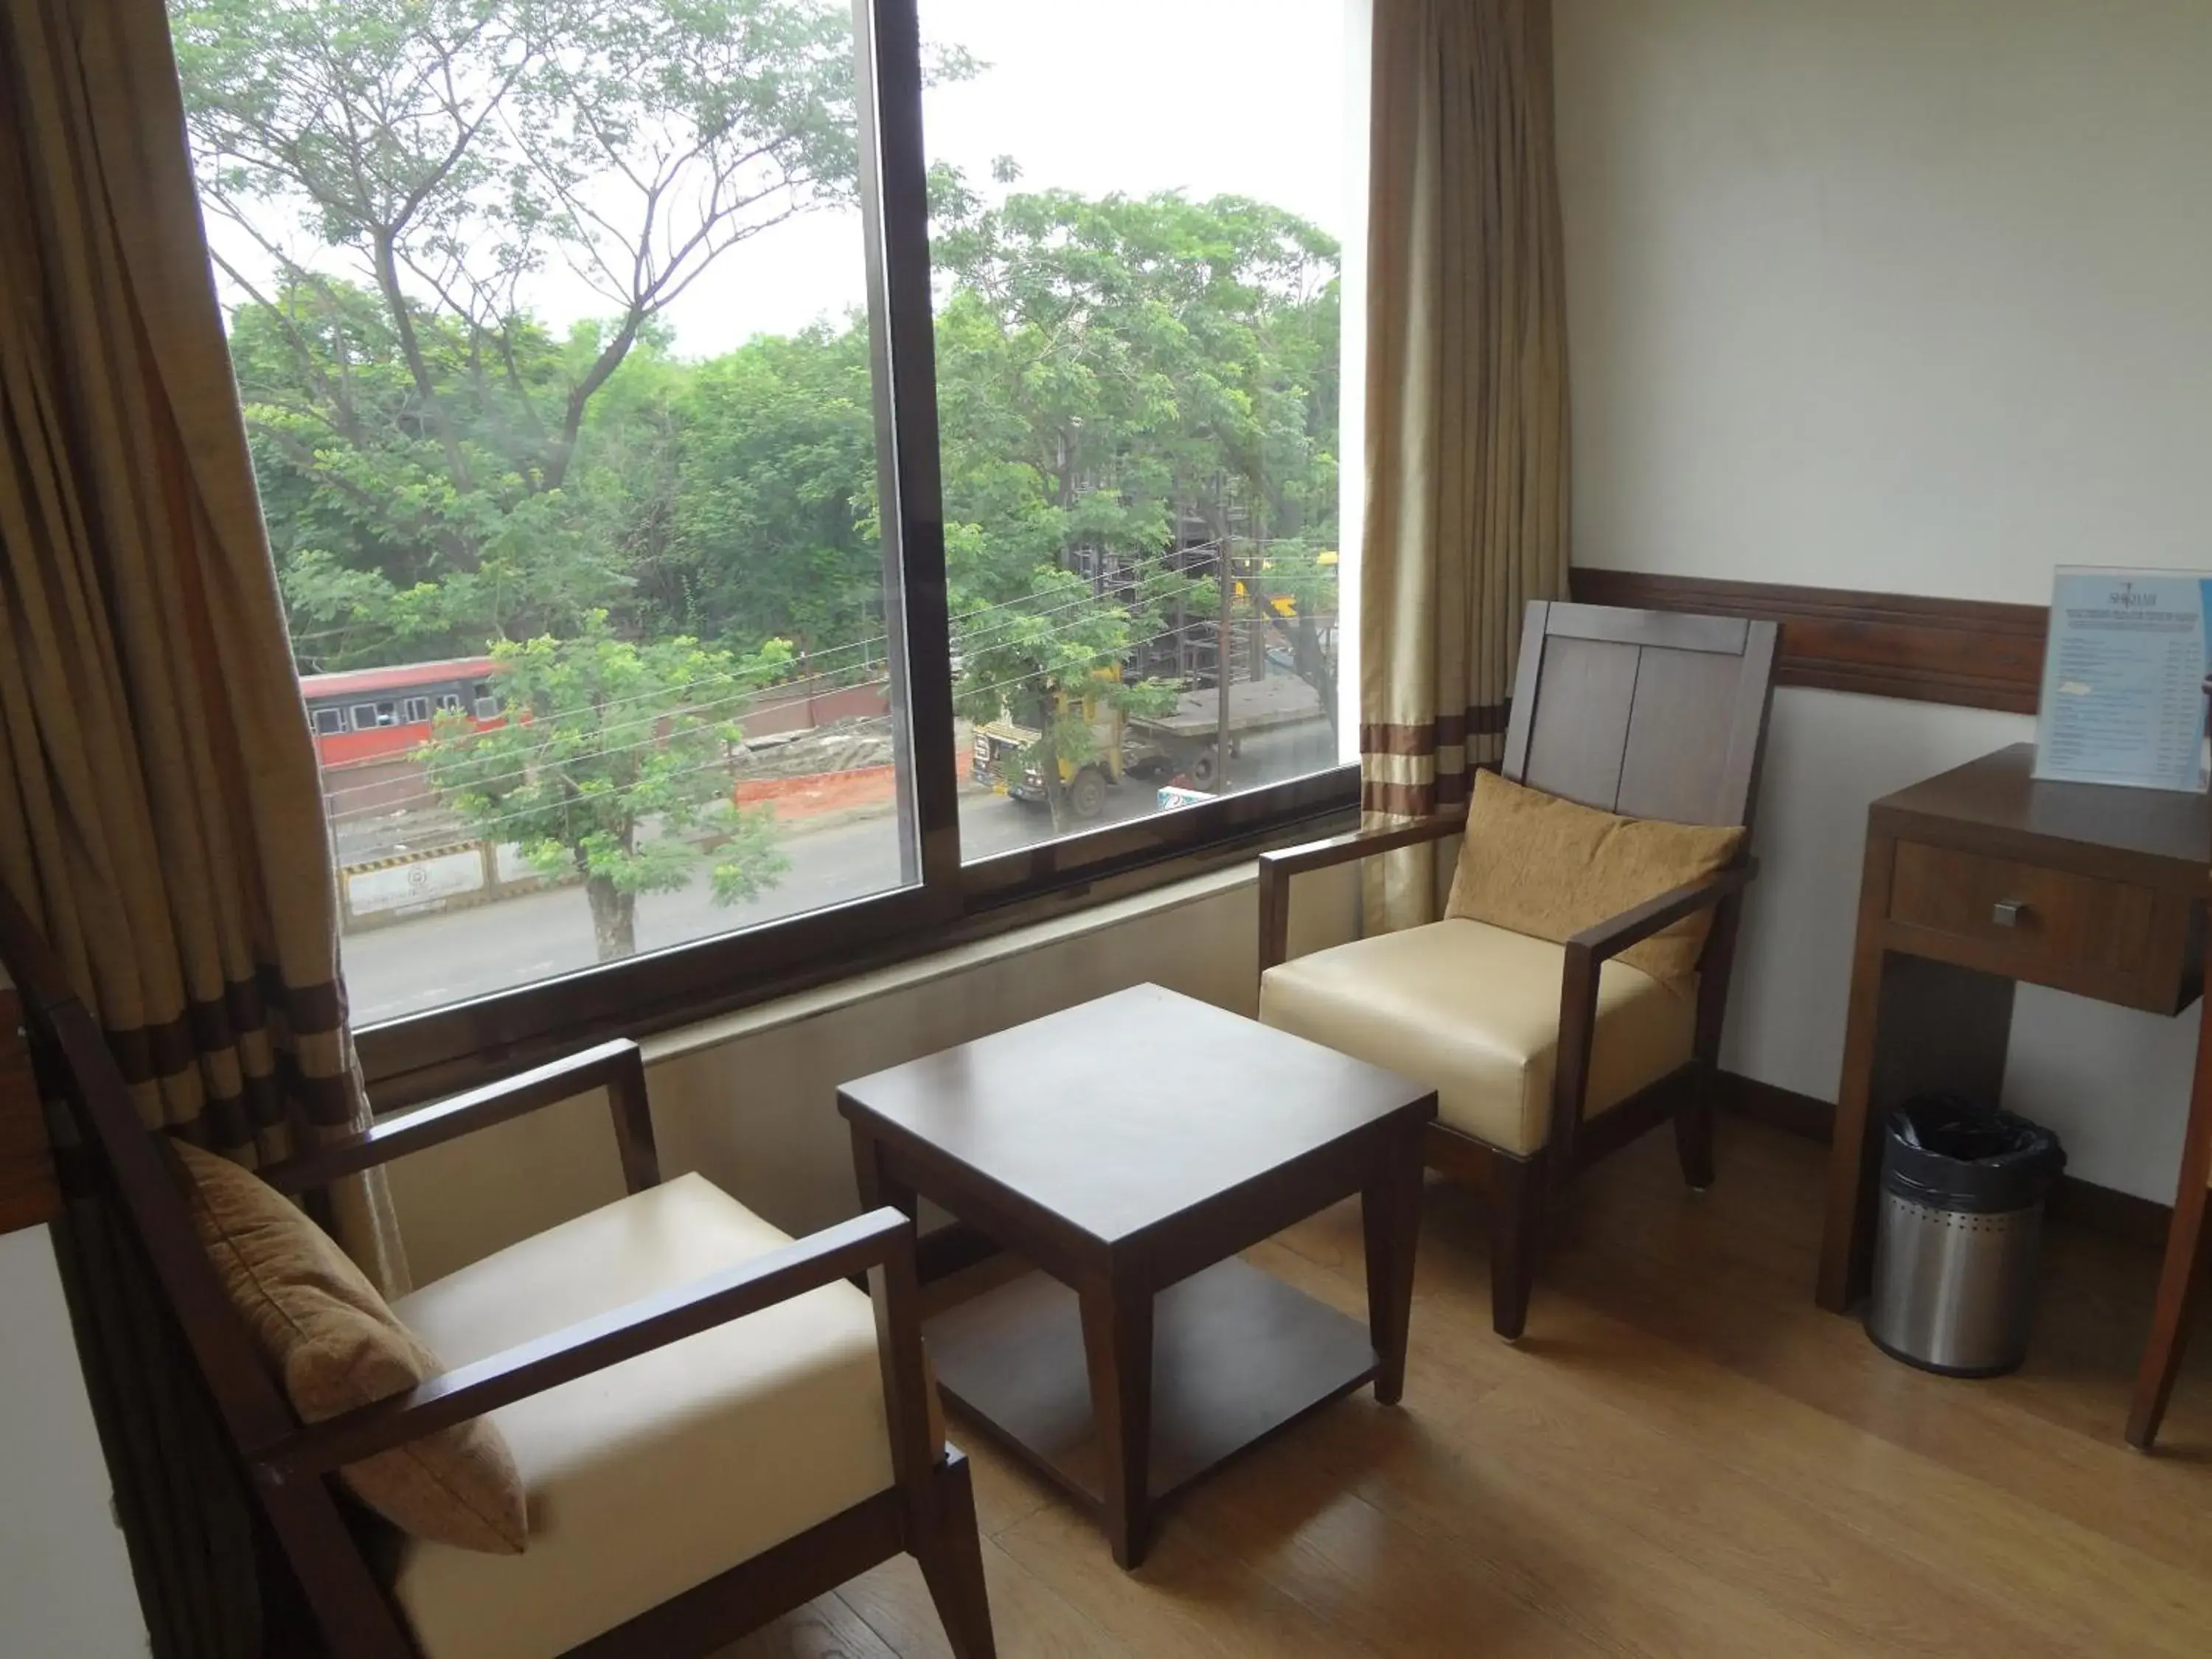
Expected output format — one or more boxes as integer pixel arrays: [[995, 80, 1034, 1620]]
[[174, 1141, 527, 1554], [1445, 771, 1744, 984]]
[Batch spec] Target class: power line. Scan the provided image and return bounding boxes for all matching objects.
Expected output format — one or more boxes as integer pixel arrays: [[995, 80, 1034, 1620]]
[[340, 585, 1107, 763], [323, 594, 1330, 811], [324, 611, 1254, 826], [322, 590, 1197, 804]]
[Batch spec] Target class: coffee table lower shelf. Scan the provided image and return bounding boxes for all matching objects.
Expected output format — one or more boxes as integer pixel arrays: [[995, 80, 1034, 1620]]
[[925, 1255, 1380, 1514]]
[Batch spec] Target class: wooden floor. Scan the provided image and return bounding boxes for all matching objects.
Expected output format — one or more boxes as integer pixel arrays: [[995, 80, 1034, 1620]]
[[726, 1119, 2212, 1658]]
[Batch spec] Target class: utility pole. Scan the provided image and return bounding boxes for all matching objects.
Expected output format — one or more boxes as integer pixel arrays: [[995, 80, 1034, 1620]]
[[1214, 529, 1233, 793], [1249, 503, 1268, 680]]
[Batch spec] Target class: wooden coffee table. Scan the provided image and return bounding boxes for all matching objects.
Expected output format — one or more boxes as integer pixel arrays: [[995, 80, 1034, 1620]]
[[837, 984, 1437, 1567]]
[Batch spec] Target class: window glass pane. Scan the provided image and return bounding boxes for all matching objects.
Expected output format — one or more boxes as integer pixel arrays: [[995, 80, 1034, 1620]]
[[172, 0, 914, 1023], [918, 0, 1354, 852]]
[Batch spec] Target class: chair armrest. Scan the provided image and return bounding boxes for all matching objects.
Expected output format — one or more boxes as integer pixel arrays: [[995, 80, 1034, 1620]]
[[258, 1038, 660, 1197], [1549, 861, 1759, 1175], [1565, 861, 1758, 964], [1256, 812, 1469, 970], [254, 1206, 915, 1482]]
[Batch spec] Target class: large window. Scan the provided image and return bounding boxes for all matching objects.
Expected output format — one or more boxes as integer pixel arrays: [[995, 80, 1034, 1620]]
[[918, 0, 1350, 863], [170, 0, 1360, 1068]]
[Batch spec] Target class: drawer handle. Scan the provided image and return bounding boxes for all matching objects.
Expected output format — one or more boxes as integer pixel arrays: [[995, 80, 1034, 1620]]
[[1991, 899, 2028, 928]]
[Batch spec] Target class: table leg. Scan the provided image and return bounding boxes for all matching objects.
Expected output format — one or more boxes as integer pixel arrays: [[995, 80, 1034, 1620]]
[[2129, 1023, 2212, 1447], [1079, 1273, 1154, 1568], [852, 1121, 919, 1220], [1363, 1125, 1422, 1405], [1820, 947, 2014, 1312], [1820, 938, 1889, 1312]]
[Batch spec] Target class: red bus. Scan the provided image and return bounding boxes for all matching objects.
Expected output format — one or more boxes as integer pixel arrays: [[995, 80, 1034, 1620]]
[[299, 657, 499, 767]]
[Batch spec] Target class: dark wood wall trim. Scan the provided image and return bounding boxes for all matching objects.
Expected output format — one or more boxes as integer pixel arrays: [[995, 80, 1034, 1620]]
[[1, 987, 59, 1234], [1714, 1069, 2172, 1250], [1570, 569, 2047, 714]]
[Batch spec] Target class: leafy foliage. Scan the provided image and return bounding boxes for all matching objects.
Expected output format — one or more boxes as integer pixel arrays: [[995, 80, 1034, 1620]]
[[928, 171, 1342, 779], [653, 324, 883, 652], [176, 0, 1343, 873], [417, 613, 793, 959], [173, 0, 871, 661], [951, 565, 1192, 830]]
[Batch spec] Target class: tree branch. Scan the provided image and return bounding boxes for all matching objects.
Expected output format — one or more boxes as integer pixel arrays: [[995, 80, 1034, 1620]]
[[369, 226, 473, 495]]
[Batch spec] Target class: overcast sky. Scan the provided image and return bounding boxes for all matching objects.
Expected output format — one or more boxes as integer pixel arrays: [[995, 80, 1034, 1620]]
[[198, 1, 1353, 357], [578, 0, 1355, 356]]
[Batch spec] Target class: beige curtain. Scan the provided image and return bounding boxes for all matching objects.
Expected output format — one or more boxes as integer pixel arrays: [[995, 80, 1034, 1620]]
[[2, 0, 406, 1649], [1360, 0, 1571, 931]]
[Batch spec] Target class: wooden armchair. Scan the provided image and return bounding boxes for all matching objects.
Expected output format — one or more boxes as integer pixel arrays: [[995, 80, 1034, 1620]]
[[0, 886, 995, 1659], [1256, 602, 1778, 1339]]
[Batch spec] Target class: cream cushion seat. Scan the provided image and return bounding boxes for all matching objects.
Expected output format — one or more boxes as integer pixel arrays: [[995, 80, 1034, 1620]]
[[1259, 918, 1695, 1155], [388, 1174, 894, 1659]]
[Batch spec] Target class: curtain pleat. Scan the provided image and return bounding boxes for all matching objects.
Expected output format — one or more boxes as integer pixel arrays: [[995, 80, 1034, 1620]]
[[1360, 0, 1571, 931], [2, 0, 411, 1650]]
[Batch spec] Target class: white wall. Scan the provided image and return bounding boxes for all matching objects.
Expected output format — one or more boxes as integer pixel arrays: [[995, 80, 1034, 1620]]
[[1554, 0, 2212, 1196], [0, 1226, 148, 1658]]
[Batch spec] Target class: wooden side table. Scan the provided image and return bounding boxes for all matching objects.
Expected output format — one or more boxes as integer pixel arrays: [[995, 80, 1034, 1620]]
[[1818, 744, 2211, 1312], [838, 984, 1436, 1568]]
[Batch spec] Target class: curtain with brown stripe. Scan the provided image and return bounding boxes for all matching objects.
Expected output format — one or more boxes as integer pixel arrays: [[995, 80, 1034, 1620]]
[[2, 1, 406, 1651], [1360, 0, 1570, 930]]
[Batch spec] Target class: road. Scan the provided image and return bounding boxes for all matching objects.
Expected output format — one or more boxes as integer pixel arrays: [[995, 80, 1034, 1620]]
[[343, 720, 1340, 1025]]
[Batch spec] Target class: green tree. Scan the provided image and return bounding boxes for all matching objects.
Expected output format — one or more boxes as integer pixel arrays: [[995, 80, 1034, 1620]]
[[238, 288, 675, 666], [418, 613, 793, 960], [652, 321, 884, 653], [930, 171, 1340, 580], [178, 0, 1345, 801], [951, 565, 1194, 832], [1244, 542, 1341, 738], [929, 173, 1340, 790], [172, 0, 873, 660]]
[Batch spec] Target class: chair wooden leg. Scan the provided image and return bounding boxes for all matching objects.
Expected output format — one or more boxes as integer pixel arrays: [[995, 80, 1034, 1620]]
[[1489, 1151, 1544, 1341], [915, 1450, 996, 1659], [1674, 1065, 1717, 1192], [2128, 1184, 2210, 1450]]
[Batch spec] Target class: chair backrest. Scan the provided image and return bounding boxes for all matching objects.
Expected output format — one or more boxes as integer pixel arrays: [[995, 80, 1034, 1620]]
[[1502, 601, 1778, 836]]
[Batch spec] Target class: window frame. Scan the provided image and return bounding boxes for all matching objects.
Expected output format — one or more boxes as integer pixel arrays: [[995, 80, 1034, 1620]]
[[348, 0, 1360, 1096]]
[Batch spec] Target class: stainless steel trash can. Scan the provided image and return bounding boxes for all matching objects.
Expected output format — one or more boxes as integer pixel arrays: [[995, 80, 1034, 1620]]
[[1865, 1097, 2065, 1378]]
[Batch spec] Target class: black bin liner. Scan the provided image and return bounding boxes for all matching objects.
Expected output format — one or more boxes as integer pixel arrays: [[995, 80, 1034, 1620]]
[[1881, 1094, 2066, 1214]]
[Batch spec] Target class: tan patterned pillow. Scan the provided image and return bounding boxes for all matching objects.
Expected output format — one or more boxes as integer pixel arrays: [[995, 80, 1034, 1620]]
[[1445, 771, 1743, 985], [174, 1141, 526, 1554]]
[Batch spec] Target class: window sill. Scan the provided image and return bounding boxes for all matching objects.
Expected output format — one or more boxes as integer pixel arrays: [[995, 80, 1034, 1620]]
[[361, 789, 1358, 1108], [642, 862, 1259, 1066]]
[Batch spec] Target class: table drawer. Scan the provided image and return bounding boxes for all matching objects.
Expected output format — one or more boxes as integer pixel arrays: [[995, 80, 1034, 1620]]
[[1888, 841, 2160, 982]]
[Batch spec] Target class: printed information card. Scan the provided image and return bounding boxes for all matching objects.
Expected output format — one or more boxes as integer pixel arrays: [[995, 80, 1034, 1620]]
[[2034, 567, 2212, 793]]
